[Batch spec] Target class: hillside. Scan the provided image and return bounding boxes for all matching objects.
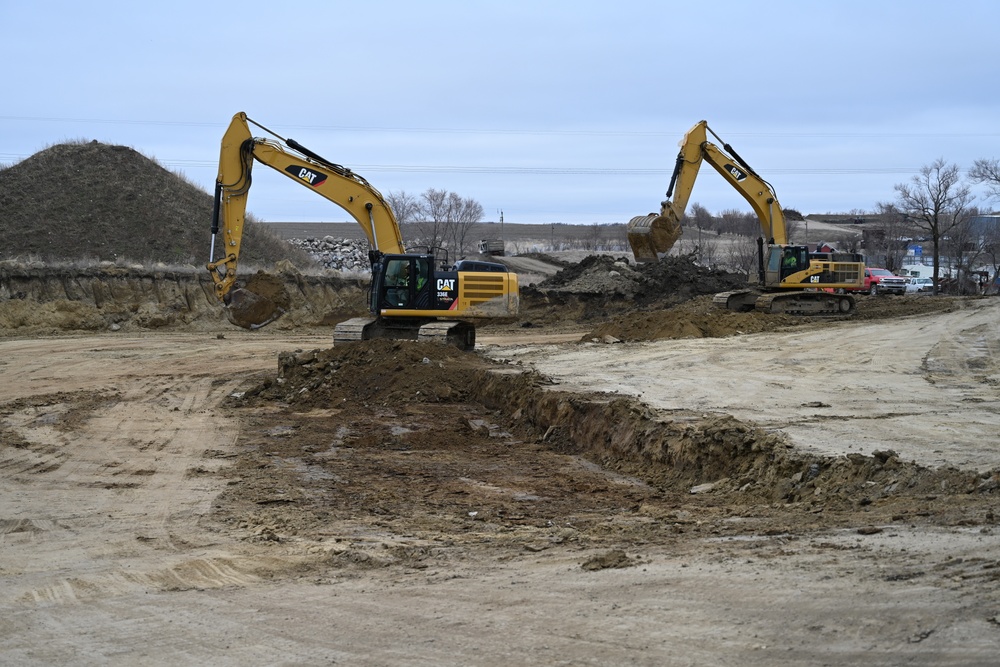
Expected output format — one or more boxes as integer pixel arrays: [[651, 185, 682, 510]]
[[0, 141, 314, 268]]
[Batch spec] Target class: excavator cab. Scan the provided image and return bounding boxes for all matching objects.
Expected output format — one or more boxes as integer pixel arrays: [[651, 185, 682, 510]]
[[774, 245, 810, 282], [375, 256, 433, 310]]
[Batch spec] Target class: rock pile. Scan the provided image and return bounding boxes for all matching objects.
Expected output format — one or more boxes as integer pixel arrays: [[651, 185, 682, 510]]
[[287, 237, 371, 273]]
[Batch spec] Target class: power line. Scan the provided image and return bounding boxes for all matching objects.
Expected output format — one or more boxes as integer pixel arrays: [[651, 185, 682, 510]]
[[2, 115, 999, 139]]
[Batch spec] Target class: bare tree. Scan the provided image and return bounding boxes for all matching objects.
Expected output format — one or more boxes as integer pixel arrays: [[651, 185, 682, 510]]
[[830, 233, 862, 254], [724, 234, 760, 278], [409, 188, 484, 257], [969, 158, 1000, 201], [444, 192, 484, 255], [893, 159, 975, 293], [981, 217, 1000, 294], [969, 158, 1000, 292], [413, 188, 450, 251], [941, 207, 987, 294], [608, 223, 629, 252], [870, 202, 911, 272], [686, 202, 716, 263], [785, 218, 802, 243], [689, 202, 715, 232], [385, 190, 421, 225], [717, 209, 758, 237], [697, 234, 721, 268]]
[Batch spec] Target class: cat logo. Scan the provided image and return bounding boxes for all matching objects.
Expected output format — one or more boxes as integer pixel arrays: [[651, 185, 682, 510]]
[[436, 278, 456, 291], [724, 164, 747, 182], [284, 165, 328, 187]]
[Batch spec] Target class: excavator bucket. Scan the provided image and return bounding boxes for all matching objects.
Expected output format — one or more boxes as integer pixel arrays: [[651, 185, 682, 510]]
[[626, 213, 682, 263], [224, 271, 291, 330]]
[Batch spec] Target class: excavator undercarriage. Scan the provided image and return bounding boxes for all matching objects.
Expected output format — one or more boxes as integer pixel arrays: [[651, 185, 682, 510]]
[[713, 289, 856, 316], [333, 317, 477, 351]]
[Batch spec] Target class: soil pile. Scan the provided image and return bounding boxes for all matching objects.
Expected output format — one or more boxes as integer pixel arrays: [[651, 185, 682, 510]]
[[250, 338, 491, 408], [513, 254, 750, 332], [539, 253, 746, 306], [0, 141, 313, 267], [515, 252, 968, 341], [583, 293, 972, 342]]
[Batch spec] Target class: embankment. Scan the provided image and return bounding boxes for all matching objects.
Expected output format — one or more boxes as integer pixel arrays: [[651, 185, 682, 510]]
[[0, 264, 368, 333]]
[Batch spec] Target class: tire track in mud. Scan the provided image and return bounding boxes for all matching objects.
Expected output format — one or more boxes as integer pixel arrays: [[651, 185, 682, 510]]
[[0, 340, 297, 605]]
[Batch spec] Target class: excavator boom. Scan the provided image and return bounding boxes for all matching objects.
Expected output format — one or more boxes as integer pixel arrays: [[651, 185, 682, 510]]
[[628, 120, 786, 261], [208, 112, 406, 329]]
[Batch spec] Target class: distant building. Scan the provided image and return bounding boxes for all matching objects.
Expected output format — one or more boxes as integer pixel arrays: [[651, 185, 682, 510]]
[[968, 215, 1000, 236]]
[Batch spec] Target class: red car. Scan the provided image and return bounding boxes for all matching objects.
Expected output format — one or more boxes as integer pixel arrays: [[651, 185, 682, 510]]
[[852, 268, 907, 295]]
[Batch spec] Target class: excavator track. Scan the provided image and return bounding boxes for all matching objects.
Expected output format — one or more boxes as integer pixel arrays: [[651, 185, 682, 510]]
[[712, 290, 760, 312], [754, 291, 855, 316], [333, 317, 380, 345], [714, 290, 855, 316], [333, 317, 476, 351], [417, 321, 476, 350]]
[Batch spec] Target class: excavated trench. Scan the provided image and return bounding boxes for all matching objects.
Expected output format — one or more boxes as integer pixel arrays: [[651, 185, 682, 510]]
[[227, 338, 992, 542]]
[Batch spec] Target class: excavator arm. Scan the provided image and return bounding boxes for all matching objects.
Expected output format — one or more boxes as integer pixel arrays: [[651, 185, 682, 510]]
[[207, 112, 405, 326], [627, 120, 787, 262]]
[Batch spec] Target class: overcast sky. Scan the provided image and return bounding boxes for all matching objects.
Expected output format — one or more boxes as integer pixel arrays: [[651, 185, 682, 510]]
[[2, 0, 998, 225]]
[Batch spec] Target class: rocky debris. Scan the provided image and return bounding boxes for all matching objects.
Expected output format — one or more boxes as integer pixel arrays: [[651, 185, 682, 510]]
[[287, 237, 372, 273]]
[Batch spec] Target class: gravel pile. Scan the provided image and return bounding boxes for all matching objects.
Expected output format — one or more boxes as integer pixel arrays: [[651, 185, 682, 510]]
[[288, 237, 371, 272]]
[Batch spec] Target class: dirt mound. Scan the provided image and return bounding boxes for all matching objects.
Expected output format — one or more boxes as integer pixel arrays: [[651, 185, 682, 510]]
[[584, 293, 973, 342], [246, 338, 490, 408], [0, 141, 313, 267], [586, 295, 799, 341], [539, 254, 746, 306]]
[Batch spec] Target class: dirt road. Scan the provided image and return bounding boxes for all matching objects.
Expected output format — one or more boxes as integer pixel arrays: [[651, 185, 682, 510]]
[[3, 313, 1000, 665]]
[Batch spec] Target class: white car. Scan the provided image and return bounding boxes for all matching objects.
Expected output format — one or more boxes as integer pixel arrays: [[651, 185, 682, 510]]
[[906, 277, 934, 293]]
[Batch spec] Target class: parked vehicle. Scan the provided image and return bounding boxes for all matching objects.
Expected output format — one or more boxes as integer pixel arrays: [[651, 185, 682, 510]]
[[906, 277, 935, 294], [849, 268, 907, 296], [477, 239, 505, 256]]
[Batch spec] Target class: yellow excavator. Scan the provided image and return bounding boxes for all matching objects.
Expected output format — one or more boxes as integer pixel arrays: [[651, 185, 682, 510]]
[[627, 120, 864, 315], [207, 112, 519, 349]]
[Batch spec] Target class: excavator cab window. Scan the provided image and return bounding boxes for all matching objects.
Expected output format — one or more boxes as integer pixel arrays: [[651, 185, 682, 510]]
[[414, 258, 431, 308], [379, 256, 433, 310], [383, 258, 412, 308], [779, 246, 808, 280]]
